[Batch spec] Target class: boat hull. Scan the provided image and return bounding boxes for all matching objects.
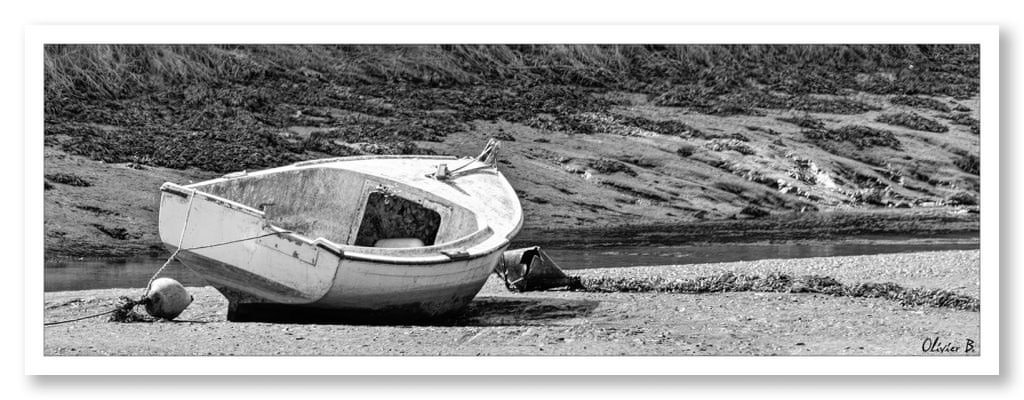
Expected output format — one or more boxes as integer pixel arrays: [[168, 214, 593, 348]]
[[173, 245, 504, 321], [158, 152, 522, 321]]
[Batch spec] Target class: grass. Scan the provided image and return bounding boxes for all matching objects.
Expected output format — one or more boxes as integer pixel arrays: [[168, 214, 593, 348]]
[[46, 44, 980, 101], [46, 45, 251, 99]]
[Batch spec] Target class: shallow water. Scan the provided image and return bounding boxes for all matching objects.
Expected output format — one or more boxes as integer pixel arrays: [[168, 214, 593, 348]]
[[544, 238, 979, 270], [44, 235, 979, 292]]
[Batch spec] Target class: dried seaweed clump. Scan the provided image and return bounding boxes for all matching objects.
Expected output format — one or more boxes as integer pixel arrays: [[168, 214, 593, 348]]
[[45, 173, 92, 187], [109, 296, 155, 323], [577, 272, 979, 311], [777, 115, 826, 130], [941, 113, 980, 135], [587, 159, 637, 177], [890, 95, 951, 112], [876, 112, 949, 133], [804, 125, 901, 150]]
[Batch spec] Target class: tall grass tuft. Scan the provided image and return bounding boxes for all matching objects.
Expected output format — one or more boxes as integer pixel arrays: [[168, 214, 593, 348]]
[[46, 45, 228, 99], [45, 44, 981, 100]]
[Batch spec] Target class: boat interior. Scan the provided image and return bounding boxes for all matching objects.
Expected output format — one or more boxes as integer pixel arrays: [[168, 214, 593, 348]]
[[196, 167, 482, 249]]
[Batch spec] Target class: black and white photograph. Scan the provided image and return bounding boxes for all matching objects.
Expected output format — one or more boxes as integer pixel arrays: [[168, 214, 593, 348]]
[[25, 25, 999, 376]]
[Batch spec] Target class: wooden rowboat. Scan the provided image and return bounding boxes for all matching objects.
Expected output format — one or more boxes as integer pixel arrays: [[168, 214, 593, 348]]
[[157, 140, 522, 321]]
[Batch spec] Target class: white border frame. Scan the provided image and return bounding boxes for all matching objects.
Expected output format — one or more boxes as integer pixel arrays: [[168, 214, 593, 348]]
[[25, 25, 999, 375]]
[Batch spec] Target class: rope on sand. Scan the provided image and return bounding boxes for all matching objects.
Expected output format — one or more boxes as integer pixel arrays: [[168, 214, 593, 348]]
[[44, 297, 149, 326], [43, 309, 119, 326]]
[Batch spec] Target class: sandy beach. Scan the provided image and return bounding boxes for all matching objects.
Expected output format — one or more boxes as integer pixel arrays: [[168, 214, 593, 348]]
[[43, 250, 980, 356]]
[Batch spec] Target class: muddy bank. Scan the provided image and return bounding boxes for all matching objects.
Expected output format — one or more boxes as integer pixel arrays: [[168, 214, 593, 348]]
[[43, 250, 980, 356]]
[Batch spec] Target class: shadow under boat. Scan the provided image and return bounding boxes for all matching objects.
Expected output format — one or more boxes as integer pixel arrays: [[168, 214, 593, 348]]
[[224, 296, 599, 327]]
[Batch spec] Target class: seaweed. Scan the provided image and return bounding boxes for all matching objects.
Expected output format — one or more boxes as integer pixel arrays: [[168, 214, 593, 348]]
[[876, 112, 949, 133], [579, 272, 979, 311]]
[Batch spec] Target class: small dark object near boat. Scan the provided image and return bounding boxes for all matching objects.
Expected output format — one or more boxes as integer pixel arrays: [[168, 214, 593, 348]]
[[495, 246, 582, 292]]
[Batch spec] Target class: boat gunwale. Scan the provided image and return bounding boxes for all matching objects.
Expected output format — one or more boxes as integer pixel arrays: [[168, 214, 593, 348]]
[[160, 179, 518, 266], [291, 154, 460, 168]]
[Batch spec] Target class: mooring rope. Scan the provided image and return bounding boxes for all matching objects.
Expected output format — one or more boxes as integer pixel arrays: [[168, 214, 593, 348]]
[[45, 192, 297, 327], [142, 193, 295, 294], [143, 192, 197, 296], [181, 231, 294, 251]]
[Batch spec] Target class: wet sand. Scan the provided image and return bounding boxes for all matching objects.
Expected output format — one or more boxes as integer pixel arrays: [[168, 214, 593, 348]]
[[42, 250, 980, 356]]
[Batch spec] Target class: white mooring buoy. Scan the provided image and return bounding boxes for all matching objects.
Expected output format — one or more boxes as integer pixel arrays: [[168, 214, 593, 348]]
[[145, 278, 193, 320]]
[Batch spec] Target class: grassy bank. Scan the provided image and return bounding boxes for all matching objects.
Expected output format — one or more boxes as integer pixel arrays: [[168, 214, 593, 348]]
[[44, 44, 981, 257]]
